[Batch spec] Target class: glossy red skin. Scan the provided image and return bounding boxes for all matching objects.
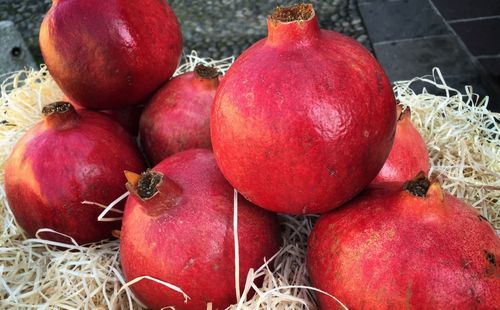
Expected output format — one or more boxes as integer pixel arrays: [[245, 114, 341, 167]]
[[120, 149, 281, 310], [40, 0, 182, 109], [211, 13, 396, 215], [140, 72, 219, 165], [371, 108, 430, 185], [4, 109, 145, 244], [308, 183, 500, 309]]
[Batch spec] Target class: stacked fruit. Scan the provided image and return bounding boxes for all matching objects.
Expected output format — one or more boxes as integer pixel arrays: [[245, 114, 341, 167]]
[[3, 1, 499, 309]]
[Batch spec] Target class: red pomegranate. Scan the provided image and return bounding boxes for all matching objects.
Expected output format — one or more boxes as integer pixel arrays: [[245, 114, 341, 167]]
[[210, 4, 396, 214], [40, 0, 182, 109], [4, 102, 145, 244], [308, 173, 500, 309], [120, 149, 280, 310], [371, 105, 430, 185], [140, 65, 220, 164]]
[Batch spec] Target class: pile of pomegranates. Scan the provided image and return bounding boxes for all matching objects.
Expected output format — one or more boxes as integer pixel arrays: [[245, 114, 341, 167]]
[[2, 1, 498, 309]]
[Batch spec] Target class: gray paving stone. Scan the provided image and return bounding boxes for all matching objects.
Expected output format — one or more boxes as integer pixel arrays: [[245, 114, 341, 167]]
[[359, 0, 449, 43], [373, 35, 476, 81], [431, 0, 500, 21], [450, 17, 500, 56], [479, 57, 500, 79], [0, 20, 36, 78]]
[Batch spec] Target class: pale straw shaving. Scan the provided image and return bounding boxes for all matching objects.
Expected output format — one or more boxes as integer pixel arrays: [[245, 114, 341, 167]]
[[234, 190, 241, 303], [0, 51, 499, 309], [0, 65, 64, 183]]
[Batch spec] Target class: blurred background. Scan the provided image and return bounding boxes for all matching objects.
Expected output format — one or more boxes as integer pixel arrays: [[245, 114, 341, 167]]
[[0, 0, 498, 111]]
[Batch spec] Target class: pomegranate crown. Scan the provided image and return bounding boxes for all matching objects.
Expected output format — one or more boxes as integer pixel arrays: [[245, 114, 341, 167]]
[[194, 65, 220, 80], [403, 172, 430, 197], [136, 170, 163, 199], [42, 101, 73, 116], [403, 171, 446, 201], [125, 169, 163, 200], [270, 3, 314, 23]]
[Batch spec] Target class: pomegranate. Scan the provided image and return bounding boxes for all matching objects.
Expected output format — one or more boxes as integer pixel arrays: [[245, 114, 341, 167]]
[[4, 102, 145, 244], [120, 149, 280, 310], [210, 3, 396, 214], [140, 65, 220, 164], [308, 173, 500, 309], [40, 0, 182, 109], [371, 105, 430, 185]]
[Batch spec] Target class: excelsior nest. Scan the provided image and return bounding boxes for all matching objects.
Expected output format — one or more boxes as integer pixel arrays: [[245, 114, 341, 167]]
[[0, 53, 498, 309]]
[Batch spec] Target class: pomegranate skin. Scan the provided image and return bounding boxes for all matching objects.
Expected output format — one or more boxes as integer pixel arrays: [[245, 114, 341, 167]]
[[210, 4, 396, 214], [371, 106, 430, 185], [40, 0, 182, 109], [120, 149, 281, 310], [4, 103, 145, 244], [308, 179, 500, 309], [140, 66, 220, 164]]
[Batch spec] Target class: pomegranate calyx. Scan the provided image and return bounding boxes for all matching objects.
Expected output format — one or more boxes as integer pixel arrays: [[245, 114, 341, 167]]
[[112, 230, 121, 239], [267, 3, 320, 46], [428, 181, 445, 201], [398, 106, 411, 122], [396, 104, 404, 121], [403, 171, 430, 197], [42, 101, 80, 130], [124, 170, 141, 187], [136, 169, 163, 200], [194, 65, 220, 80], [270, 3, 314, 24], [42, 101, 73, 116]]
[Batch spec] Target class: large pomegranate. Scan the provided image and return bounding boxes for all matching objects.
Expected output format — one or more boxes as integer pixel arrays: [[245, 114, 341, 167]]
[[211, 3, 396, 214], [120, 149, 281, 310], [371, 105, 430, 185], [4, 102, 145, 244], [308, 173, 500, 309], [40, 0, 182, 109], [140, 65, 220, 164]]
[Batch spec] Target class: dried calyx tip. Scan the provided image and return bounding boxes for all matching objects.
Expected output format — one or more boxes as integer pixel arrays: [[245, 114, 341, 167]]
[[397, 105, 411, 121], [194, 65, 220, 79], [396, 104, 404, 121], [42, 101, 72, 116], [136, 170, 163, 199], [270, 3, 314, 23], [403, 172, 431, 197]]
